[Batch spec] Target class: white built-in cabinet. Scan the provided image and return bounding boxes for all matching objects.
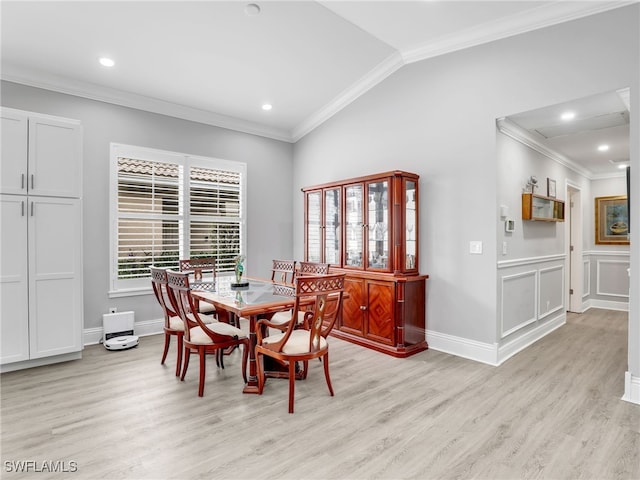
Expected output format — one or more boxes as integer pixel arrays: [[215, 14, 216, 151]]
[[1, 107, 83, 369]]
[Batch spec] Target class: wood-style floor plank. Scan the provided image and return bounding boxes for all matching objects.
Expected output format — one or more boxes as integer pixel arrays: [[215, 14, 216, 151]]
[[1, 309, 638, 479]]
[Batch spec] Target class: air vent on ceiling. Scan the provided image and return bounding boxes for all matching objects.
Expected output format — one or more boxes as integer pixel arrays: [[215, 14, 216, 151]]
[[534, 111, 629, 139]]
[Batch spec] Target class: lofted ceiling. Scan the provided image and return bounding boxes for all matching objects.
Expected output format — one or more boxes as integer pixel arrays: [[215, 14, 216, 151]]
[[0, 1, 633, 175]]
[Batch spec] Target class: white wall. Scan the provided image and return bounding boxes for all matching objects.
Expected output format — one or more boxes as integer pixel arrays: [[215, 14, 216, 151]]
[[293, 6, 639, 365], [1, 81, 294, 331]]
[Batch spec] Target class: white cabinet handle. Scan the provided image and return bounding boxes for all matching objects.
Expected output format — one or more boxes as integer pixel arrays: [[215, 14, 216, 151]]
[[21, 201, 25, 217], [31, 174, 35, 190], [21, 173, 25, 189]]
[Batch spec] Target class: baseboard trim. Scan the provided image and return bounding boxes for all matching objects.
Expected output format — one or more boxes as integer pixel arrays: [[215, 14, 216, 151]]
[[498, 312, 566, 365], [427, 312, 566, 367], [426, 330, 499, 366], [84, 318, 164, 345], [622, 371, 640, 405], [583, 299, 629, 312]]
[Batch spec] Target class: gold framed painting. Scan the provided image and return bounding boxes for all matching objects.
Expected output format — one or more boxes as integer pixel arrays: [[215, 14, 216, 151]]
[[595, 195, 629, 245]]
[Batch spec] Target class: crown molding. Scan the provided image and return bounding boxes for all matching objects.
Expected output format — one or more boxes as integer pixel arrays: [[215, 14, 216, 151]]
[[294, 1, 635, 141], [496, 117, 594, 179], [1, 66, 294, 143], [401, 1, 636, 65], [290, 51, 404, 142], [618, 87, 631, 111]]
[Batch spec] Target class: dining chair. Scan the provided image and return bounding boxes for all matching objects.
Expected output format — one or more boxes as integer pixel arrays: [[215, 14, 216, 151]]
[[255, 273, 346, 413], [271, 259, 296, 284], [150, 266, 184, 376], [166, 270, 249, 397], [270, 261, 329, 327], [179, 257, 217, 316]]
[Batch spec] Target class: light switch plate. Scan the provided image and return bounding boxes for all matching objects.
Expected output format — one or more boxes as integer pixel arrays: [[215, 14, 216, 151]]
[[469, 241, 483, 254]]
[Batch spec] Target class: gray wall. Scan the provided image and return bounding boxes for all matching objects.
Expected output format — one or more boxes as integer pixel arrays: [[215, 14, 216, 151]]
[[292, 6, 639, 354], [1, 81, 294, 330]]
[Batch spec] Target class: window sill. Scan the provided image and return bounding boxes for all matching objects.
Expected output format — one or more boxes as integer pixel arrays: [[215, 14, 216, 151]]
[[108, 287, 153, 298]]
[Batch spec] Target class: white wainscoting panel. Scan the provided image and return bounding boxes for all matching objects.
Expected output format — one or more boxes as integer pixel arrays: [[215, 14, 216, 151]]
[[539, 265, 564, 320], [596, 259, 630, 298], [501, 270, 537, 338]]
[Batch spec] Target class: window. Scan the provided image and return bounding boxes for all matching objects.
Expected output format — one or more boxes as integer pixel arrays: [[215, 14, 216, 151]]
[[109, 144, 246, 296]]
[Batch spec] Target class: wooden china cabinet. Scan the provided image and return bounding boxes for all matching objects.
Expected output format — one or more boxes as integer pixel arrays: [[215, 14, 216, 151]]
[[303, 171, 428, 357]]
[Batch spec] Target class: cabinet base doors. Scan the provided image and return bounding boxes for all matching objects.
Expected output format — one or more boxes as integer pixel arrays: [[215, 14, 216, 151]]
[[336, 274, 427, 357], [28, 198, 83, 359], [365, 280, 394, 345], [1, 196, 83, 364], [0, 196, 30, 363]]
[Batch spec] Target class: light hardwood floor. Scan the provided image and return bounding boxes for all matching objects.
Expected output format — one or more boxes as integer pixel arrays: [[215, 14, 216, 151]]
[[1, 309, 638, 479]]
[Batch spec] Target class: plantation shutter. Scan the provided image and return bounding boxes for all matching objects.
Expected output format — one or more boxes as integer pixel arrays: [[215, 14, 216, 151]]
[[116, 158, 182, 279]]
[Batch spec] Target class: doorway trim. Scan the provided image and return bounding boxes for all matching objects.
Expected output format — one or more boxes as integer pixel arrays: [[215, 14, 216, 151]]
[[566, 181, 584, 313]]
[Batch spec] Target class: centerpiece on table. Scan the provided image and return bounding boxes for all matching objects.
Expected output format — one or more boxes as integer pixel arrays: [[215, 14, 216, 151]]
[[231, 254, 249, 288]]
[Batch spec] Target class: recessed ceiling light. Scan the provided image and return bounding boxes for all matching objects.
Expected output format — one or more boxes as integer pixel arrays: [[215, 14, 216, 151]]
[[597, 144, 610, 152], [618, 164, 629, 169], [262, 104, 272, 111], [560, 111, 575, 121], [99, 57, 115, 67], [244, 3, 261, 16]]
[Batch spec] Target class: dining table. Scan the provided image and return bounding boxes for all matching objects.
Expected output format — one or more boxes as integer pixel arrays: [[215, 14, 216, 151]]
[[192, 275, 300, 394]]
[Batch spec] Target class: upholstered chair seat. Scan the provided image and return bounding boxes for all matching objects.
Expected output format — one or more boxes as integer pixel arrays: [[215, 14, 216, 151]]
[[188, 323, 246, 345], [262, 329, 327, 354]]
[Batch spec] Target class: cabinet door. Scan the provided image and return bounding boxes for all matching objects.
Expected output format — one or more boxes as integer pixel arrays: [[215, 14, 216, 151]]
[[28, 117, 82, 198], [365, 280, 394, 345], [340, 277, 365, 336], [404, 178, 418, 273], [0, 195, 30, 364], [324, 187, 341, 265], [305, 190, 322, 262], [344, 184, 364, 268], [366, 179, 390, 271], [28, 197, 83, 359], [1, 109, 28, 195]]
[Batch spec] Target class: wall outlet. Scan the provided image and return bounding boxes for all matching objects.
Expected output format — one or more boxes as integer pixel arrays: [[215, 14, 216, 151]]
[[109, 307, 117, 314]]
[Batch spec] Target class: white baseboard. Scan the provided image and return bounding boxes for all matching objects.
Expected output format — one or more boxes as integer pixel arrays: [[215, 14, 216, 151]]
[[427, 312, 566, 367], [497, 312, 565, 365], [84, 318, 164, 345], [583, 299, 629, 312], [622, 371, 640, 405], [426, 330, 499, 366]]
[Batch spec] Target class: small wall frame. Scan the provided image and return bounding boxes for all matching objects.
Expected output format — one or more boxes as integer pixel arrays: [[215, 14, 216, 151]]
[[595, 195, 629, 245]]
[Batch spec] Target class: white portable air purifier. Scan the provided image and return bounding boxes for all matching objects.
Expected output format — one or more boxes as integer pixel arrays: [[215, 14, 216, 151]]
[[102, 311, 139, 350]]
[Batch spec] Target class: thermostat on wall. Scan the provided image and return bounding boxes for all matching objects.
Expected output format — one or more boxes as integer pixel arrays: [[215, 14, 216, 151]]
[[505, 218, 515, 233]]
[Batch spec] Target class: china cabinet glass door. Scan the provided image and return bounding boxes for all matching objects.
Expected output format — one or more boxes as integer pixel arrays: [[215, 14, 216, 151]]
[[306, 191, 322, 262], [324, 188, 341, 265], [366, 180, 389, 270], [405, 179, 417, 271], [344, 184, 364, 267]]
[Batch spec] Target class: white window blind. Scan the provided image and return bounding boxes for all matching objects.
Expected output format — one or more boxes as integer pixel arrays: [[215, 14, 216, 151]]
[[110, 144, 246, 295]]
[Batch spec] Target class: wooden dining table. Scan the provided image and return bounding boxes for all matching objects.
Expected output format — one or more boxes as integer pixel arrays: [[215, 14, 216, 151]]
[[192, 276, 300, 394]]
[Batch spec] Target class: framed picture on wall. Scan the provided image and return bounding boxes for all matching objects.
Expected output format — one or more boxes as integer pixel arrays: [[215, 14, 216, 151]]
[[595, 195, 630, 245], [547, 178, 556, 198]]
